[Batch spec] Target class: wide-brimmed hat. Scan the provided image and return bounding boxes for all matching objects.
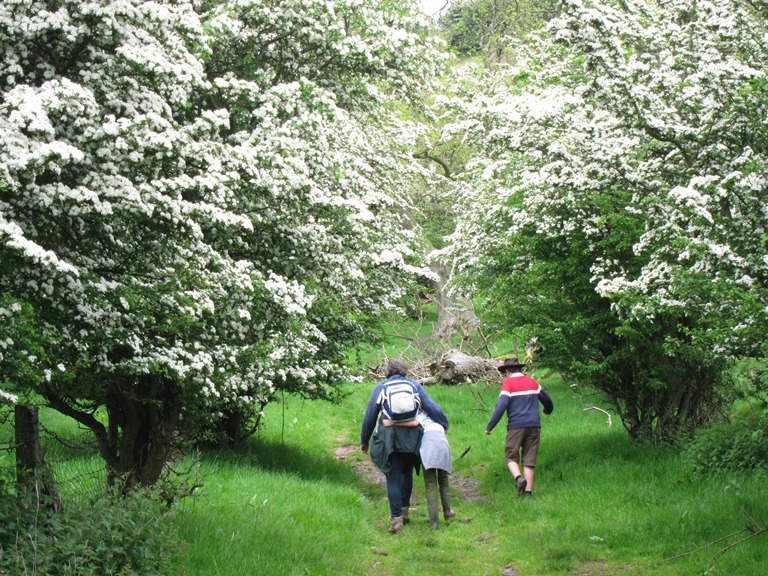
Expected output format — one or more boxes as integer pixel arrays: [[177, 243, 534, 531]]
[[497, 357, 524, 373]]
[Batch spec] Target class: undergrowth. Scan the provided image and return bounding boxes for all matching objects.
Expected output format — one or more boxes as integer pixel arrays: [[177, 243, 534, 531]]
[[0, 473, 181, 576], [684, 413, 768, 477]]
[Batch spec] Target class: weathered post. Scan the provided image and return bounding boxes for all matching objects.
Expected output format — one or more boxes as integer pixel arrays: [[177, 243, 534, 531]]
[[15, 404, 61, 512]]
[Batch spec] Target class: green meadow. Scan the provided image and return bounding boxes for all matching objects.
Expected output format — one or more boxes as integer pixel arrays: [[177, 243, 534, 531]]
[[2, 313, 765, 575], [170, 373, 766, 576]]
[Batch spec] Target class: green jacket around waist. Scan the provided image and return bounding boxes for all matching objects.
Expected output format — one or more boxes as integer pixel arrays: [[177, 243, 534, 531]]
[[369, 422, 423, 476]]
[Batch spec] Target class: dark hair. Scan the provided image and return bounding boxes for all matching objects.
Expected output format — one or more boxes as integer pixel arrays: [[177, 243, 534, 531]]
[[386, 359, 409, 378]]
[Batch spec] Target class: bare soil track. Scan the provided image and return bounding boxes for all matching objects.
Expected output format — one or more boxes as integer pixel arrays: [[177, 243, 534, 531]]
[[333, 444, 486, 502]]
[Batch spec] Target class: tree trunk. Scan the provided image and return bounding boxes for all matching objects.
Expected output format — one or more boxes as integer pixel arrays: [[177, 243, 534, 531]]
[[422, 350, 501, 385], [44, 374, 183, 495], [105, 375, 183, 493], [429, 257, 478, 341], [15, 404, 62, 512]]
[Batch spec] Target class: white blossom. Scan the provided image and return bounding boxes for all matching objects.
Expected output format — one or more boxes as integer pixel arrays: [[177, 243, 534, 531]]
[[0, 0, 443, 417]]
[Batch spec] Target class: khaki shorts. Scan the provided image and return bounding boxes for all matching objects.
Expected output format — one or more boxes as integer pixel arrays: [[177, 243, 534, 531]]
[[504, 427, 541, 468]]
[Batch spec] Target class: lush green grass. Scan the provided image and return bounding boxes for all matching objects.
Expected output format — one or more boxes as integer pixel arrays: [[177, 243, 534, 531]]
[[170, 374, 767, 576], [2, 332, 765, 575]]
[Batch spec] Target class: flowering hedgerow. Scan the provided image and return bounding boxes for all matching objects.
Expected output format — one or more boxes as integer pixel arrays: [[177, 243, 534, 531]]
[[0, 0, 444, 484], [437, 0, 768, 440]]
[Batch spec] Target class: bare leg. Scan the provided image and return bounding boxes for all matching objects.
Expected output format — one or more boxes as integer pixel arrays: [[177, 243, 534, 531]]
[[507, 460, 526, 495], [523, 465, 534, 493]]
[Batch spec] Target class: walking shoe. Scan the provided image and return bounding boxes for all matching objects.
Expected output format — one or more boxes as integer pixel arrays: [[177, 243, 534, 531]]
[[516, 475, 527, 496], [387, 515, 404, 534]]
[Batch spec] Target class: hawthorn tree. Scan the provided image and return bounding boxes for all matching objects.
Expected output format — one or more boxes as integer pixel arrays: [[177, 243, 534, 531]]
[[0, 0, 444, 490], [440, 0, 768, 441]]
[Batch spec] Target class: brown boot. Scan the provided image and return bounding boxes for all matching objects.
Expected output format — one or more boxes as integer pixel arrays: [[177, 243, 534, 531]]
[[402, 506, 410, 525], [387, 516, 404, 534]]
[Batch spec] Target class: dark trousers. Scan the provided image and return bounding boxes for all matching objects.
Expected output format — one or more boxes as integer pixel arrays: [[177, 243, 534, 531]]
[[385, 452, 418, 518]]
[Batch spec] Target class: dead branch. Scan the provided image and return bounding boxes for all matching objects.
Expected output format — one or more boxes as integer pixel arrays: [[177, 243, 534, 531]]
[[654, 527, 751, 564], [473, 325, 495, 358], [713, 507, 767, 558], [655, 508, 767, 565], [713, 529, 766, 558], [584, 405, 613, 427], [466, 380, 491, 412]]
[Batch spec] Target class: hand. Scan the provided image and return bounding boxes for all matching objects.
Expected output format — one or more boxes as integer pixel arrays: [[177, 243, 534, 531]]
[[485, 430, 491, 435], [361, 445, 368, 454]]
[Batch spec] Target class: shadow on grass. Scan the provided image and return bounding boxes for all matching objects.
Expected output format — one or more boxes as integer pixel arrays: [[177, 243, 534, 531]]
[[550, 430, 629, 460], [541, 428, 680, 490], [547, 427, 674, 466], [198, 436, 372, 489]]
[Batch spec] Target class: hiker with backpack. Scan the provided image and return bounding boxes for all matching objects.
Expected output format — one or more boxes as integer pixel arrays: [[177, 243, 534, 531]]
[[360, 359, 449, 534], [381, 407, 455, 530]]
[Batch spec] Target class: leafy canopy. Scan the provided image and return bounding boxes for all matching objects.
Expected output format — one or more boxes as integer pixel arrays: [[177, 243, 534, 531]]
[[439, 0, 768, 441], [0, 0, 445, 483]]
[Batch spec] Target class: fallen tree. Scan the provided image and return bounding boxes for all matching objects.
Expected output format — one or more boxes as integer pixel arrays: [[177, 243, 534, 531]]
[[421, 350, 501, 385]]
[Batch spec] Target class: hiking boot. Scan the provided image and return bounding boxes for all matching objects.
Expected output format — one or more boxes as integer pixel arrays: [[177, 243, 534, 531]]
[[516, 475, 527, 496], [402, 507, 410, 525], [387, 516, 404, 534]]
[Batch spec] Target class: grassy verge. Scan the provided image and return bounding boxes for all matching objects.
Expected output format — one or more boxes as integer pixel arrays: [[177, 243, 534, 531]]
[[171, 373, 767, 576]]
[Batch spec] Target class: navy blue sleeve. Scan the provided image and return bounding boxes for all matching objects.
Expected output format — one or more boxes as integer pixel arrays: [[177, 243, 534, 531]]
[[416, 383, 449, 431], [539, 388, 554, 415], [485, 395, 509, 433], [360, 383, 384, 447]]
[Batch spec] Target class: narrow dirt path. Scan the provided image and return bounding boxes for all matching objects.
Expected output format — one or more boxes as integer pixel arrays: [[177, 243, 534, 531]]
[[333, 444, 487, 502]]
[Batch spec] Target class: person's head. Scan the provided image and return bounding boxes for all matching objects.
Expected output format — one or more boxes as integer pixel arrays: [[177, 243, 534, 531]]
[[497, 356, 524, 376], [386, 359, 409, 378]]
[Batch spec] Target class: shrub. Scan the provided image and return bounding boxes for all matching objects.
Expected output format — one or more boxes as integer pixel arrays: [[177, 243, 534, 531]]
[[0, 476, 183, 576], [684, 414, 768, 478]]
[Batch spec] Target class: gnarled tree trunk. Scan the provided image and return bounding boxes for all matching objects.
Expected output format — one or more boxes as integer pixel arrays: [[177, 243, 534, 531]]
[[429, 257, 479, 341], [103, 375, 183, 492], [45, 374, 183, 495]]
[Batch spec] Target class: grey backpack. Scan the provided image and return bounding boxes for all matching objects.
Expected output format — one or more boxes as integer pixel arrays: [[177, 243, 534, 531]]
[[379, 379, 421, 421]]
